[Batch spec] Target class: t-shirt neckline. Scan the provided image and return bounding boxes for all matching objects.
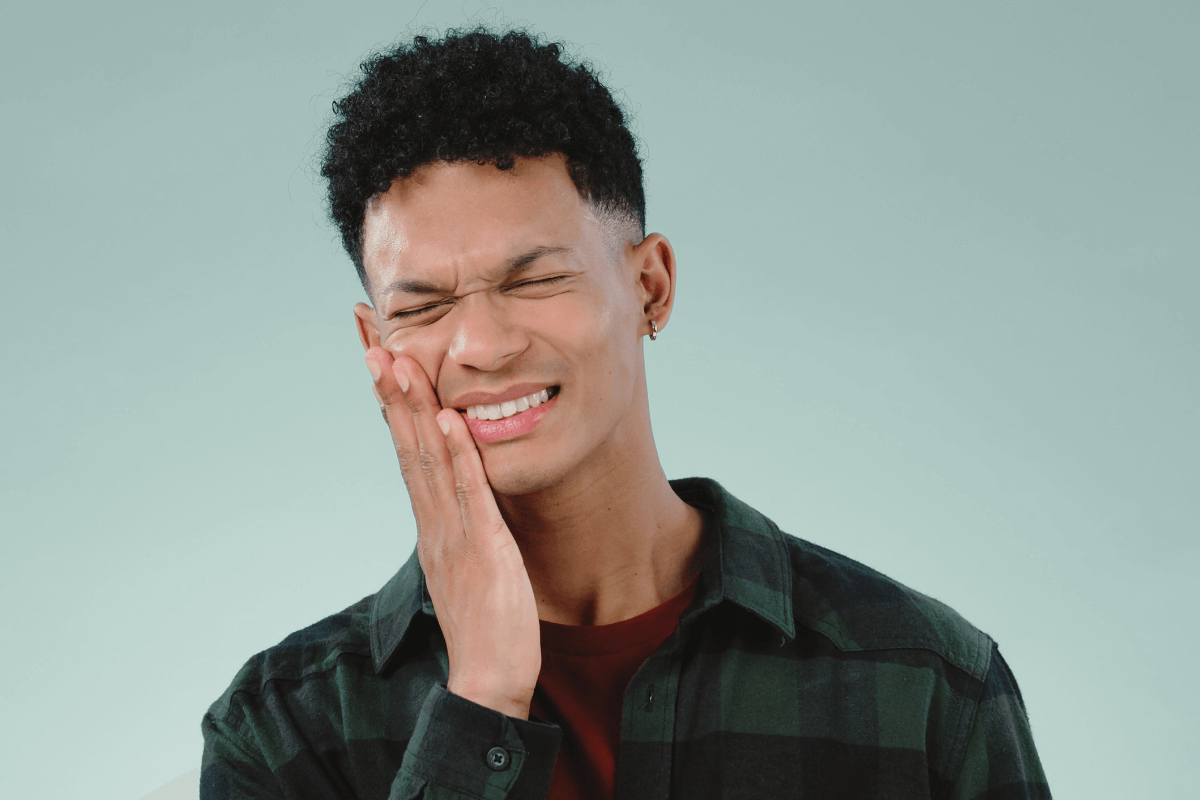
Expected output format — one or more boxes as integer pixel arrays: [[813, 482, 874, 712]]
[[537, 573, 700, 656]]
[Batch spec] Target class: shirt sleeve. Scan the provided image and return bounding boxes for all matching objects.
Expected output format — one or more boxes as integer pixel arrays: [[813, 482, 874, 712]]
[[949, 645, 1052, 800], [390, 683, 561, 800], [199, 711, 286, 800], [200, 682, 560, 800]]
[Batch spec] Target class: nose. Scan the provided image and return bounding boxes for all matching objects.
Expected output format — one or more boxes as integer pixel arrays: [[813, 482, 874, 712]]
[[446, 293, 528, 371]]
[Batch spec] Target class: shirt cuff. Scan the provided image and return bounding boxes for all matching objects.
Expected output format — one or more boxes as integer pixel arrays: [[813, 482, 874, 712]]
[[390, 682, 561, 800]]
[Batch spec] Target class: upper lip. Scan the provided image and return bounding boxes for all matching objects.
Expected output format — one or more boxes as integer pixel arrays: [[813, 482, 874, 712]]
[[446, 383, 556, 410]]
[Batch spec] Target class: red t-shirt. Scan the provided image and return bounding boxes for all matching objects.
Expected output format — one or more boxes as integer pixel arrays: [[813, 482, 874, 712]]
[[529, 576, 699, 800]]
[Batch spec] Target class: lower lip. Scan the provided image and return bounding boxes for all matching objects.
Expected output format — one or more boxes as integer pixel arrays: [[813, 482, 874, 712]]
[[464, 394, 558, 444]]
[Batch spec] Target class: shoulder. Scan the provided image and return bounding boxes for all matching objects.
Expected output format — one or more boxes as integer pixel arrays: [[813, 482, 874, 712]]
[[779, 530, 994, 681], [674, 477, 994, 682], [204, 593, 376, 724]]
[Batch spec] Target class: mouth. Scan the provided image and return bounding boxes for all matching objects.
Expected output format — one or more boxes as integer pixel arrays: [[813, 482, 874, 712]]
[[462, 386, 561, 421], [460, 386, 561, 445]]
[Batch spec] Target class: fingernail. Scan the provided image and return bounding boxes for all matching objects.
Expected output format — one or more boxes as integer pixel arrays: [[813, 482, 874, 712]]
[[393, 361, 410, 393], [365, 357, 382, 383], [437, 414, 451, 436]]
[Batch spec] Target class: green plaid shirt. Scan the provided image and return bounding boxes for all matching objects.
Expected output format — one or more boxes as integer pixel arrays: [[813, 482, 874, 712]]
[[201, 477, 1050, 799]]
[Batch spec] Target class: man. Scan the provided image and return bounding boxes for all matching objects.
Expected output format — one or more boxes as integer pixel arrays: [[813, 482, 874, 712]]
[[201, 28, 1050, 799]]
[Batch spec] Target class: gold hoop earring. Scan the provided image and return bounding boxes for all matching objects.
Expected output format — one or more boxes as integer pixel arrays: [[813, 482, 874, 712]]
[[649, 319, 658, 340]]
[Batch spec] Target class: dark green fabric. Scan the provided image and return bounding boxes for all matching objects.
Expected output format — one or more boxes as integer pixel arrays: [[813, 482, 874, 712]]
[[201, 477, 1051, 799]]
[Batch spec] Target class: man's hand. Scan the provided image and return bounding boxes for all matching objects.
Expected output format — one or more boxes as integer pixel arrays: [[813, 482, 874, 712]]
[[365, 347, 541, 720]]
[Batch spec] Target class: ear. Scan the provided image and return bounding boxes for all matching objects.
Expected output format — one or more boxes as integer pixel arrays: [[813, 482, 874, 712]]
[[354, 302, 382, 351], [632, 232, 677, 337]]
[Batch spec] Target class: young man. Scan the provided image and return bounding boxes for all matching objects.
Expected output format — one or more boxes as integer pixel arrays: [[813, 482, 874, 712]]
[[201, 29, 1050, 799]]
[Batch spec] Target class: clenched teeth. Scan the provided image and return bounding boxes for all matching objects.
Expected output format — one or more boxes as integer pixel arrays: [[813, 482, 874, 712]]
[[466, 388, 552, 420]]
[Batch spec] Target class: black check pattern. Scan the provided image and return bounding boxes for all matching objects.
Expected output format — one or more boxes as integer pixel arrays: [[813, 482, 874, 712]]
[[201, 478, 1050, 799]]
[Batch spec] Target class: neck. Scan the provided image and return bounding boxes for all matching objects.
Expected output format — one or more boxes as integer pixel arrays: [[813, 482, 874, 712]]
[[495, 413, 704, 627]]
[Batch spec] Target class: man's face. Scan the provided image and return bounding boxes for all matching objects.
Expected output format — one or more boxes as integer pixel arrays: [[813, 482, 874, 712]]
[[355, 154, 664, 497]]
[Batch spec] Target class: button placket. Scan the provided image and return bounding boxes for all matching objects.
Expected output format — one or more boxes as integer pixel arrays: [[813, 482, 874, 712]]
[[619, 656, 681, 799]]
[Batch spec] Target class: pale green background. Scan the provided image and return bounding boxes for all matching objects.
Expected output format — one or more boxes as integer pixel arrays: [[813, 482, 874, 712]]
[[2, 1, 1196, 798]]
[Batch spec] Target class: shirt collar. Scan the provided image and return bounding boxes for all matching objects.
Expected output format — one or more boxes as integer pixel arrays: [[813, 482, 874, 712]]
[[671, 477, 795, 642], [370, 477, 795, 673]]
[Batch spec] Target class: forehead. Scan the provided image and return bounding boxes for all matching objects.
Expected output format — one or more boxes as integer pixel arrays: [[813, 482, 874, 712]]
[[360, 154, 600, 295]]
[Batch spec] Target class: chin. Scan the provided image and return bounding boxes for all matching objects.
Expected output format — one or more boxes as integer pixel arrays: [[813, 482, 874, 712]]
[[482, 464, 560, 498], [479, 449, 571, 498]]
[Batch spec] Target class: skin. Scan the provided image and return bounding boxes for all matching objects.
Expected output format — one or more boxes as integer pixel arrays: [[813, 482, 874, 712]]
[[353, 153, 704, 719]]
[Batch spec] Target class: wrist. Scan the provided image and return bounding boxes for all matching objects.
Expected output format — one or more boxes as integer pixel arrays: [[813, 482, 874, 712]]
[[446, 678, 533, 720]]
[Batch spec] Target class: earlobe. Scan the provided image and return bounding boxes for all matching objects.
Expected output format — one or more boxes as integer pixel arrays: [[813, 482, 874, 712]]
[[354, 302, 381, 351]]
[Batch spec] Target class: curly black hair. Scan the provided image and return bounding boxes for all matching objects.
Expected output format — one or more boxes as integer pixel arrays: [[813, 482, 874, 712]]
[[321, 27, 646, 292]]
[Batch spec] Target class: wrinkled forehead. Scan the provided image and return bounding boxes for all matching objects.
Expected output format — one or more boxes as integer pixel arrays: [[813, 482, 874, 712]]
[[359, 156, 625, 300]]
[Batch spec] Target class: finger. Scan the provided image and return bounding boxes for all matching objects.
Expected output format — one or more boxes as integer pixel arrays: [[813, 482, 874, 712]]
[[437, 408, 509, 549], [365, 348, 437, 525], [392, 356, 462, 521]]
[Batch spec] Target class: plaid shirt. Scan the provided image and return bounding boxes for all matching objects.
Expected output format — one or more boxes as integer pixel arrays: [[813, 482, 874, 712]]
[[201, 477, 1050, 799]]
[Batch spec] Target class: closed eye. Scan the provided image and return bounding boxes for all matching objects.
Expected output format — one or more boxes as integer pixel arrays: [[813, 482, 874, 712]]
[[389, 276, 569, 321], [508, 275, 569, 290], [390, 301, 449, 320]]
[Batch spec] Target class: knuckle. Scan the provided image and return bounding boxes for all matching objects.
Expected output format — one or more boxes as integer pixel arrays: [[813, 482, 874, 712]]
[[416, 537, 437, 561], [418, 526, 451, 557], [394, 445, 416, 471], [416, 542, 440, 574], [402, 391, 431, 415], [417, 446, 440, 474], [397, 452, 431, 492]]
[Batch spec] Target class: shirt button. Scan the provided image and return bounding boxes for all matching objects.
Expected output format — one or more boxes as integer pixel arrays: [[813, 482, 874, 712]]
[[486, 746, 511, 771]]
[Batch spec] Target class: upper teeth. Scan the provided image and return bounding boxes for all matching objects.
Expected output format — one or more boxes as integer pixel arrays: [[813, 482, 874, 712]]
[[466, 389, 551, 420]]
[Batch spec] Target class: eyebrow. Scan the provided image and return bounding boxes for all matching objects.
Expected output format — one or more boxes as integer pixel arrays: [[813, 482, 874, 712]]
[[380, 245, 572, 299]]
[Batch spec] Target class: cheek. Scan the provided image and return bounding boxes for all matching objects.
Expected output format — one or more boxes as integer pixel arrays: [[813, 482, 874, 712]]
[[542, 297, 637, 394], [551, 273, 636, 344], [383, 330, 445, 388], [535, 296, 612, 355]]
